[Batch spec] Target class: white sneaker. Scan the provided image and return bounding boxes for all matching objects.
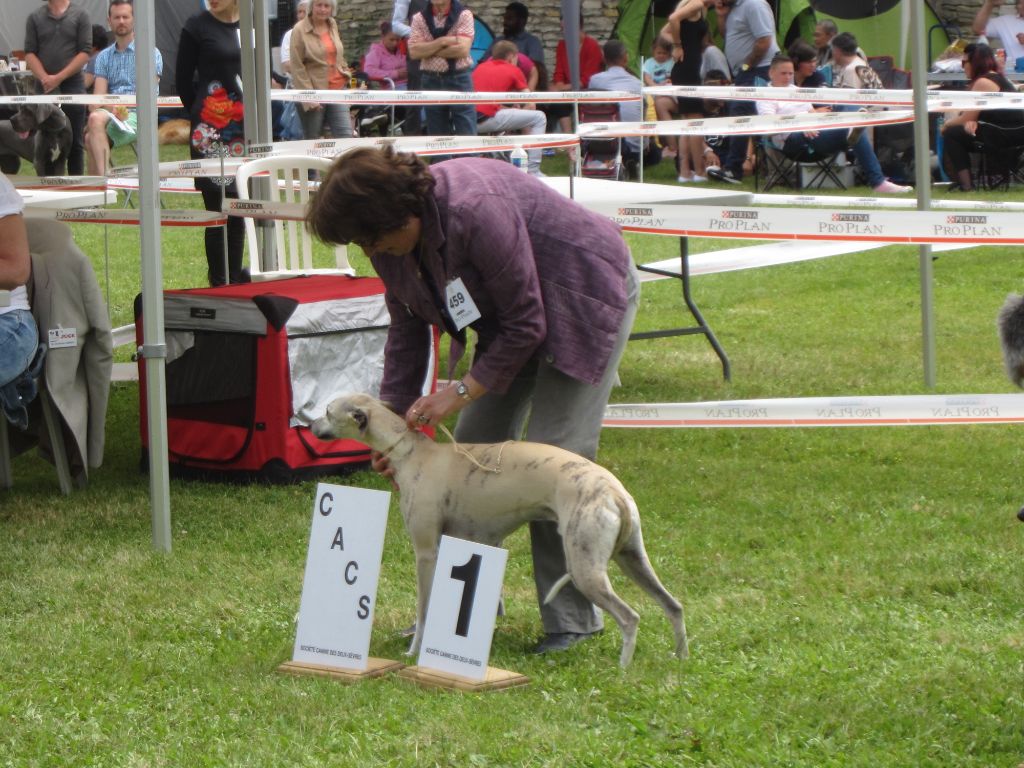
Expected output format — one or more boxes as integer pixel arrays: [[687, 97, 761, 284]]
[[873, 179, 913, 194], [691, 174, 707, 183], [677, 174, 693, 183]]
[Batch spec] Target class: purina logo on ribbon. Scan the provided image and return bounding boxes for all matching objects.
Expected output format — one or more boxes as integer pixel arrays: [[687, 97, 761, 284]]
[[947, 215, 988, 224], [618, 207, 653, 217], [832, 213, 870, 222], [721, 210, 759, 219]]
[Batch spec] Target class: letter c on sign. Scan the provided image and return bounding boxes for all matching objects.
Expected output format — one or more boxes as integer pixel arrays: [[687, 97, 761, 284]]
[[319, 492, 333, 516], [345, 561, 358, 585]]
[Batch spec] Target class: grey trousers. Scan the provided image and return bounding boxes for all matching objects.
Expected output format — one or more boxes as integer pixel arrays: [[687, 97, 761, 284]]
[[453, 258, 640, 634]]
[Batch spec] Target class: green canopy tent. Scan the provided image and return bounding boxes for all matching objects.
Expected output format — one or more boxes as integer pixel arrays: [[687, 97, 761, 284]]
[[613, 0, 952, 72]]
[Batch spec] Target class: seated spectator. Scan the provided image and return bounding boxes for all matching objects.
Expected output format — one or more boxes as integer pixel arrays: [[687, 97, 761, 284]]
[[549, 14, 603, 132], [646, 36, 678, 158], [756, 54, 911, 194], [589, 39, 661, 175], [83, 24, 110, 92], [788, 40, 828, 88], [0, 172, 40, 431], [364, 21, 408, 88], [813, 19, 837, 68], [84, 0, 163, 177], [699, 29, 729, 80], [699, 68, 730, 173], [941, 42, 1024, 191], [831, 32, 882, 90], [472, 40, 546, 176], [493, 2, 547, 90]]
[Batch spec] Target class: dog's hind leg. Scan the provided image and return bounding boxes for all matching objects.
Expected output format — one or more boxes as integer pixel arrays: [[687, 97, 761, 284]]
[[614, 532, 688, 661]]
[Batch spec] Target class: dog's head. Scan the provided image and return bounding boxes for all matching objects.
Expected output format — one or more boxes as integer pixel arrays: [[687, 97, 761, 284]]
[[311, 393, 380, 441], [10, 104, 64, 139]]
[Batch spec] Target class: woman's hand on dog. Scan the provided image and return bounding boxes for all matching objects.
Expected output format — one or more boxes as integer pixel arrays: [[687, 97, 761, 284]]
[[370, 450, 399, 491], [404, 376, 485, 431]]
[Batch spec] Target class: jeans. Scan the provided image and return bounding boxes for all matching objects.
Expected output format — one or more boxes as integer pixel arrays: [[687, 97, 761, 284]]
[[0, 309, 37, 388], [299, 103, 352, 140], [723, 65, 770, 177], [781, 107, 884, 188], [420, 69, 477, 137], [452, 260, 640, 634], [477, 108, 547, 174]]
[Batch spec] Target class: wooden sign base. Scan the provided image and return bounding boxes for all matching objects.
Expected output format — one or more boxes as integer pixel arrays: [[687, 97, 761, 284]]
[[397, 664, 529, 692], [277, 657, 404, 683]]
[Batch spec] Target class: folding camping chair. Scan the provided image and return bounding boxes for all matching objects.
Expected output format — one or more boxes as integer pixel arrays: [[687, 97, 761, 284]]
[[578, 102, 626, 180], [755, 137, 848, 192], [235, 155, 354, 280], [974, 121, 1024, 190]]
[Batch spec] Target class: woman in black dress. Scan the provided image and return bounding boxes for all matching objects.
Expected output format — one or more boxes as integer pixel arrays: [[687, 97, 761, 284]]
[[176, 0, 247, 286], [665, 0, 714, 182], [941, 42, 1024, 191]]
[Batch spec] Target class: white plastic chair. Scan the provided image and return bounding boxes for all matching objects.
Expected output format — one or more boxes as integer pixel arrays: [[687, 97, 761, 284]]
[[235, 155, 354, 280]]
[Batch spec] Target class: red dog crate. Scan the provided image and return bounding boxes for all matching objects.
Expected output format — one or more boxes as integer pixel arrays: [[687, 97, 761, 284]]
[[134, 275, 436, 482]]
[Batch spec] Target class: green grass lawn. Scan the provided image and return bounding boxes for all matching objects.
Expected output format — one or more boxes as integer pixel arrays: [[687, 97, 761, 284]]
[[1, 148, 1022, 767]]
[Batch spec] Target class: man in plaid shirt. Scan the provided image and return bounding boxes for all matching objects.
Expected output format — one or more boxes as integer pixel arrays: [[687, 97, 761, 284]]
[[84, 0, 162, 176]]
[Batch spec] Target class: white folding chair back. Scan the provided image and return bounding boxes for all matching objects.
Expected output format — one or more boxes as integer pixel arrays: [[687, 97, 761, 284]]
[[235, 155, 353, 280]]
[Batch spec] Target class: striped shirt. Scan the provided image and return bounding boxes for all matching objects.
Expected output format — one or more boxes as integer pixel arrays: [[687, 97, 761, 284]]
[[409, 8, 474, 74], [93, 40, 163, 96]]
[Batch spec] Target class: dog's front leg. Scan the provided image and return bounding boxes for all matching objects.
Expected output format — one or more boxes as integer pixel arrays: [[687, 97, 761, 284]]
[[407, 548, 438, 658]]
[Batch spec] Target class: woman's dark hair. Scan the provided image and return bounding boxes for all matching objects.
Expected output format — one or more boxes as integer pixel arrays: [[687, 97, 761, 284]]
[[963, 42, 1000, 79], [787, 40, 817, 65], [306, 146, 435, 246]]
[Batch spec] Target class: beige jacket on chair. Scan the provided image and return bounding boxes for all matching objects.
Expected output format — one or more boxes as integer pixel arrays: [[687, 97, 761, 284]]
[[25, 219, 112, 478]]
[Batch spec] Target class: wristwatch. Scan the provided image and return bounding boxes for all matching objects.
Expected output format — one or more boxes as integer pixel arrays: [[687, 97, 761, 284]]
[[454, 379, 473, 401]]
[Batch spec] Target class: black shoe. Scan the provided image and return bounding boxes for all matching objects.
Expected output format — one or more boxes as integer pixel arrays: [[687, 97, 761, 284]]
[[1017, 506, 1024, 522], [707, 166, 741, 184], [531, 631, 599, 654]]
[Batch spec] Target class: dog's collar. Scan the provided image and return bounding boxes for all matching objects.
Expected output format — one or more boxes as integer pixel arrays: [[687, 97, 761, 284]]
[[375, 428, 413, 460]]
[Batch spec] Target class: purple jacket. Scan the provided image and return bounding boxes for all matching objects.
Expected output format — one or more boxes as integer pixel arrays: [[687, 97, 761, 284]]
[[372, 158, 630, 411]]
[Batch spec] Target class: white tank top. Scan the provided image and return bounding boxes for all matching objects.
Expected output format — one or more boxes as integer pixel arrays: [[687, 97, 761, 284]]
[[0, 173, 28, 315]]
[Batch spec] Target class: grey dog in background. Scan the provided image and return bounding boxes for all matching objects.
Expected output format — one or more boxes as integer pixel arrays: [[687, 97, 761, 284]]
[[311, 393, 688, 667], [6, 104, 72, 176], [996, 294, 1024, 521]]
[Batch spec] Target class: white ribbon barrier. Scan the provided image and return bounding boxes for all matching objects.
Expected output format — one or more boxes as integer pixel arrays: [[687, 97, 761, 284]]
[[106, 176, 199, 194], [603, 394, 1024, 428], [0, 93, 183, 108], [8, 175, 109, 191], [578, 109, 914, 138], [590, 202, 1024, 245], [22, 206, 226, 227], [224, 199, 305, 222], [751, 193, 1024, 211], [645, 84, 1024, 111], [270, 88, 640, 105], [110, 133, 580, 179]]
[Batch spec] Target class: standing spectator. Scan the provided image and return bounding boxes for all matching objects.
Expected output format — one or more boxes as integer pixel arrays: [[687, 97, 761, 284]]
[[364, 21, 409, 88], [392, 0, 429, 135], [589, 40, 661, 175], [813, 19, 837, 68], [176, 0, 247, 287], [0, 172, 37, 431], [664, 0, 714, 183], [289, 0, 353, 141], [706, 0, 778, 183], [472, 41, 546, 176], [549, 14, 603, 133], [494, 2, 547, 90], [85, 0, 163, 177], [280, 0, 308, 76], [972, 0, 1024, 66], [24, 0, 92, 176], [409, 0, 476, 137]]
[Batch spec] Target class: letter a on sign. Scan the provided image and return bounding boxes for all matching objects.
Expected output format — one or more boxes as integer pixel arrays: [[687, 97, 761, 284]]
[[291, 483, 390, 671]]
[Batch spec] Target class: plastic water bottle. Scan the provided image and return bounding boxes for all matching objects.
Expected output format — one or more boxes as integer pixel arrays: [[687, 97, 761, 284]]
[[510, 146, 527, 172]]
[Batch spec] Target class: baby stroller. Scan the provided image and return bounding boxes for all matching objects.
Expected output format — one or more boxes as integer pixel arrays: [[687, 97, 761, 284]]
[[578, 102, 625, 180]]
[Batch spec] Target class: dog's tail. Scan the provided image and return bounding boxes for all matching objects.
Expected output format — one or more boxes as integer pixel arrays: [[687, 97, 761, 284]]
[[997, 294, 1024, 387], [543, 574, 573, 605]]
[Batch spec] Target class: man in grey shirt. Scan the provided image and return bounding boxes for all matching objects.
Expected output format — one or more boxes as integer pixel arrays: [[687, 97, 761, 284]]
[[24, 0, 92, 176], [708, 0, 778, 183]]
